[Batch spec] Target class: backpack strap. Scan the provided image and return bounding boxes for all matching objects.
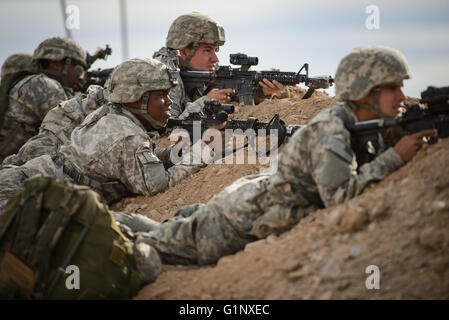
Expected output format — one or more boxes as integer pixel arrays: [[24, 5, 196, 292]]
[[27, 182, 83, 273], [10, 176, 49, 258]]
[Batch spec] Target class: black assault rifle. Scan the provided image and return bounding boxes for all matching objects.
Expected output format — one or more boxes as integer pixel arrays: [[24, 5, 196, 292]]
[[346, 85, 449, 166], [166, 100, 301, 150], [82, 44, 114, 91], [180, 53, 334, 106]]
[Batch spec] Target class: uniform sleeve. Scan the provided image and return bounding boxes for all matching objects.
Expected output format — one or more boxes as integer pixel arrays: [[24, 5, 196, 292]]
[[153, 145, 175, 168], [17, 75, 69, 122], [168, 73, 208, 119], [119, 136, 203, 196], [308, 119, 404, 207]]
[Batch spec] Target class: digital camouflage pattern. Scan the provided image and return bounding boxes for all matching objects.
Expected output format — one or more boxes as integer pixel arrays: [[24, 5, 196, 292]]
[[1, 53, 33, 78], [104, 58, 174, 104], [58, 102, 204, 203], [0, 74, 72, 161], [2, 85, 104, 166], [0, 155, 59, 212], [33, 37, 87, 68], [0, 100, 206, 211], [122, 102, 405, 265], [166, 12, 225, 50], [153, 47, 209, 119], [335, 45, 411, 101]]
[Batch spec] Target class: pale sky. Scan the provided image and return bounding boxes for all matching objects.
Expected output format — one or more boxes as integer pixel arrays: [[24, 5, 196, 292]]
[[1, 0, 448, 98]]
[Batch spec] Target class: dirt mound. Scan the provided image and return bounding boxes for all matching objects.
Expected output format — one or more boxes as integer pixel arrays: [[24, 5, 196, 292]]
[[112, 89, 448, 300]]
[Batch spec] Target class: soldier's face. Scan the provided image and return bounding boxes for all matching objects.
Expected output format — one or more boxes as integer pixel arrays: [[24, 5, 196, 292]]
[[379, 81, 406, 117], [66, 62, 86, 92], [181, 43, 219, 71], [147, 89, 172, 123]]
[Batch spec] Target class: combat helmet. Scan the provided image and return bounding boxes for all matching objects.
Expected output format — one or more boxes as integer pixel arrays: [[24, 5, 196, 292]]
[[33, 37, 87, 68], [104, 58, 177, 128], [335, 45, 411, 117], [166, 12, 225, 69], [1, 53, 33, 78], [32, 37, 87, 90], [166, 12, 225, 49]]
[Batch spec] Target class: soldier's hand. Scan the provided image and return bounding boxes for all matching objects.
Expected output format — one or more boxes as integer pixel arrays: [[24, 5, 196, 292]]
[[207, 88, 235, 103], [259, 79, 285, 97], [393, 129, 437, 162]]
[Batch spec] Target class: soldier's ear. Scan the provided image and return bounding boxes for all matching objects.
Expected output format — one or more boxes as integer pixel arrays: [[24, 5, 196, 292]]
[[356, 91, 374, 105], [179, 48, 189, 60]]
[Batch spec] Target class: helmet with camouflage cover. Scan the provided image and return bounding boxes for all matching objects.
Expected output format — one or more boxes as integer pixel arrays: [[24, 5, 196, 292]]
[[33, 37, 87, 68], [166, 12, 225, 50], [335, 45, 411, 118], [335, 45, 411, 101], [105, 58, 175, 103], [104, 58, 177, 129], [1, 53, 33, 78]]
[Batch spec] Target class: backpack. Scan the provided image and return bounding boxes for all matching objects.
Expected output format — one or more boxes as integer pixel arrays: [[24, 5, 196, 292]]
[[0, 175, 142, 299]]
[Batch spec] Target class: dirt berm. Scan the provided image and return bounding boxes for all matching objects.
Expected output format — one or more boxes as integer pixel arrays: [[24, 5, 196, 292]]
[[112, 88, 449, 299]]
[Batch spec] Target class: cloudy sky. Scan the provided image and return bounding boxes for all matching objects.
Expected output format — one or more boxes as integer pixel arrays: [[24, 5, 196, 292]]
[[1, 0, 448, 98]]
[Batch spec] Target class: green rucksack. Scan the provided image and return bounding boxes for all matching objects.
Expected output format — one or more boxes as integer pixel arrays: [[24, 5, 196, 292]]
[[0, 175, 142, 299]]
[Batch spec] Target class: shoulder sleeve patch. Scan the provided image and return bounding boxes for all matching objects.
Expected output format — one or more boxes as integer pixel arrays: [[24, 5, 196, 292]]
[[137, 151, 161, 164], [327, 137, 354, 163]]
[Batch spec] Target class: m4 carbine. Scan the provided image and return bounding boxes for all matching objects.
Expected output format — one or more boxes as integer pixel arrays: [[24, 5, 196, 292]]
[[166, 99, 301, 149], [82, 44, 114, 92], [347, 85, 449, 166], [82, 68, 114, 91], [180, 53, 334, 106]]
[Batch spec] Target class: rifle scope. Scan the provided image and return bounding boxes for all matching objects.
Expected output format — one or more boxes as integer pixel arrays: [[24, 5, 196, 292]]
[[204, 99, 235, 122], [230, 53, 258, 68]]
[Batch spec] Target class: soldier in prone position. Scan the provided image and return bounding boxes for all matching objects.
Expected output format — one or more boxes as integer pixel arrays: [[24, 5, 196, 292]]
[[0, 58, 208, 211], [116, 45, 436, 266], [0, 37, 87, 161]]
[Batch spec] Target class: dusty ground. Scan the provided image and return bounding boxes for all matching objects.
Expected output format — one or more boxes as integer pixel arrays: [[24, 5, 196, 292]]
[[112, 87, 449, 300]]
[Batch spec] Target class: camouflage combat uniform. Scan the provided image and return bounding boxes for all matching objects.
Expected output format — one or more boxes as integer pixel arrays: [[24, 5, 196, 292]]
[[58, 101, 204, 203], [151, 13, 224, 120], [130, 101, 404, 265], [116, 45, 413, 265], [2, 85, 104, 166], [0, 74, 73, 161], [154, 13, 269, 119], [0, 37, 86, 162], [0, 58, 205, 212]]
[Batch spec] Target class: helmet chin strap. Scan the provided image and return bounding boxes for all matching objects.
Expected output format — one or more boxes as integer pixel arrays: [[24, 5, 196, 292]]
[[371, 87, 391, 119], [179, 43, 200, 70], [349, 87, 391, 119], [124, 92, 166, 130]]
